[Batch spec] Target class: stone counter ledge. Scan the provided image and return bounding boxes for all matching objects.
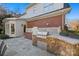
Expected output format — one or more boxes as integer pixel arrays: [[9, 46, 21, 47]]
[[32, 35, 79, 55], [47, 35, 79, 56], [47, 35, 79, 44]]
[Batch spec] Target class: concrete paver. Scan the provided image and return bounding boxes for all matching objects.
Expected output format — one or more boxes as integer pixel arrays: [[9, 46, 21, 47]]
[[0, 37, 55, 56]]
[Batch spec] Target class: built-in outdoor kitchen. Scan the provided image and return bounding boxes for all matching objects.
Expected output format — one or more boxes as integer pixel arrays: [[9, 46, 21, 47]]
[[32, 27, 79, 56]]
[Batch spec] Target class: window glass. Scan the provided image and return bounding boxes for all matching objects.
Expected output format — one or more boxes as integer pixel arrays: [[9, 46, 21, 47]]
[[33, 6, 38, 15], [11, 24, 15, 34], [44, 3, 53, 12]]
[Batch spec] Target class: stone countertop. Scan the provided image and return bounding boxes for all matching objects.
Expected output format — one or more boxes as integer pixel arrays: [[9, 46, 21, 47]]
[[47, 35, 79, 44]]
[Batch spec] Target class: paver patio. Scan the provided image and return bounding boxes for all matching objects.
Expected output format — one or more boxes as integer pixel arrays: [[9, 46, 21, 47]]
[[0, 37, 55, 56]]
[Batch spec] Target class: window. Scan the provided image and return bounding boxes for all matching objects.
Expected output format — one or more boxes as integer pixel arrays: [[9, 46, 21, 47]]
[[44, 4, 53, 8], [33, 8, 35, 14], [33, 7, 37, 14], [43, 3, 53, 12], [11, 24, 15, 34]]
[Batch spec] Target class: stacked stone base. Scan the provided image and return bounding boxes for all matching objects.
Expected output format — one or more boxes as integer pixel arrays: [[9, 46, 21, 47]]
[[47, 37, 79, 56], [32, 35, 79, 56]]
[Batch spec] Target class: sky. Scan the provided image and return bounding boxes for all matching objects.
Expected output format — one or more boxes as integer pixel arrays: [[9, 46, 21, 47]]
[[0, 3, 79, 21], [0, 3, 29, 14], [66, 3, 79, 21]]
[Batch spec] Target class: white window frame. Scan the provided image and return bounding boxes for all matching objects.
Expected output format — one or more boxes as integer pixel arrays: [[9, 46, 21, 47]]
[[11, 24, 15, 34]]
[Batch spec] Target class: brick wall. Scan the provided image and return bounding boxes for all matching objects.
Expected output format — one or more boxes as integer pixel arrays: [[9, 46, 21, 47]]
[[24, 32, 32, 39], [25, 15, 64, 39], [27, 15, 63, 28]]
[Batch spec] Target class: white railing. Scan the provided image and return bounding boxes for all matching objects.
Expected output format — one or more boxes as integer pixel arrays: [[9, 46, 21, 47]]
[[26, 28, 32, 32], [26, 27, 61, 35]]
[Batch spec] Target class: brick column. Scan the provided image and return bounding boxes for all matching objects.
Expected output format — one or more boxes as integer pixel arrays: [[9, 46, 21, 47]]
[[61, 14, 65, 30]]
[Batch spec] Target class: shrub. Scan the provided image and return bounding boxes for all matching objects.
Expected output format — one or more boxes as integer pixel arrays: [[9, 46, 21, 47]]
[[60, 31, 69, 36], [60, 30, 79, 39], [64, 24, 68, 31], [0, 34, 9, 40], [68, 30, 79, 36]]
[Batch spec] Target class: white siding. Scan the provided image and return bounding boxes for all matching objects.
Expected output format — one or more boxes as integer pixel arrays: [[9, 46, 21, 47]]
[[5, 21, 10, 35], [5, 20, 26, 37], [15, 20, 25, 37], [26, 3, 64, 18]]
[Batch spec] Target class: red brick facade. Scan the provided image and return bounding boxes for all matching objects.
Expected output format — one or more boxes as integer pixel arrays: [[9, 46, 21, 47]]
[[27, 15, 63, 28], [24, 32, 32, 39], [25, 15, 64, 39]]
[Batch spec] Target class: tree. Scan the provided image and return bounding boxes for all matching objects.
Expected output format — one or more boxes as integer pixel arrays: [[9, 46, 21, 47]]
[[70, 20, 79, 31], [0, 6, 14, 34], [0, 5, 22, 34]]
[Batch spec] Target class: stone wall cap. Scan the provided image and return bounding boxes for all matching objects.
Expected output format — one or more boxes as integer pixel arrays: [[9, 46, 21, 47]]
[[48, 35, 79, 44]]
